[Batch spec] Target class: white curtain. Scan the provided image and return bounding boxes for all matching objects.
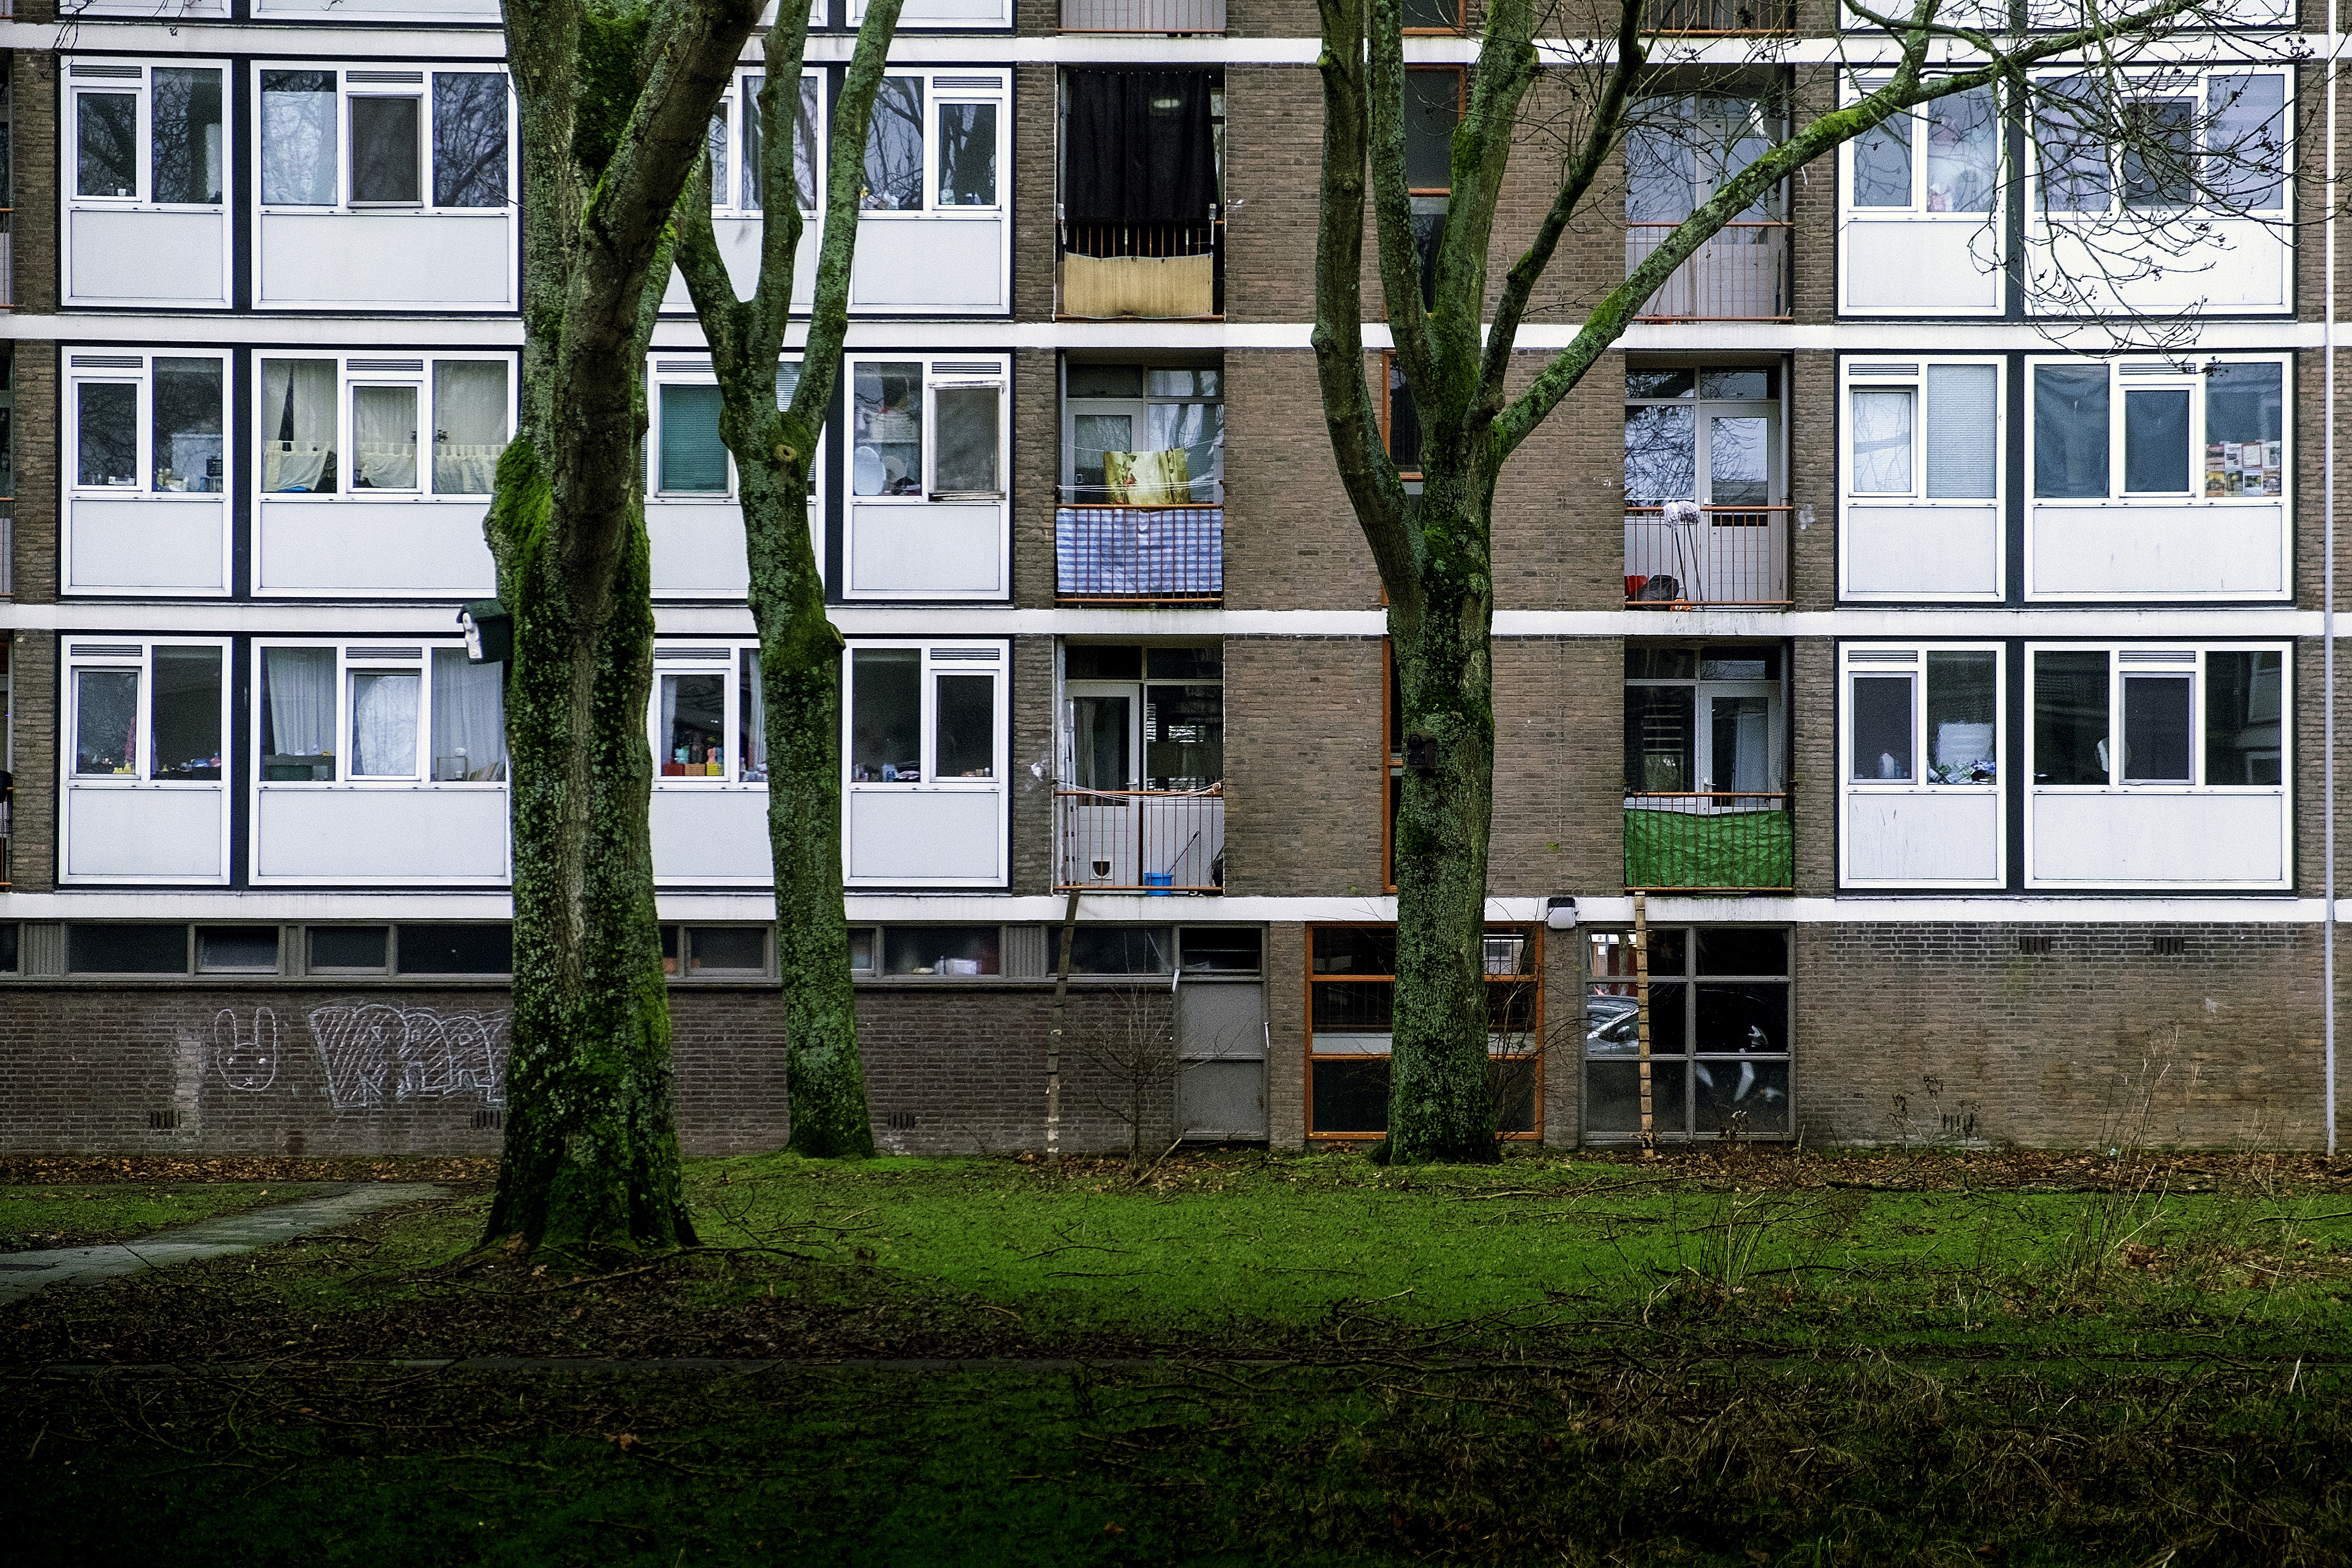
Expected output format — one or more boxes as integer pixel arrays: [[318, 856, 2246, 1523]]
[[262, 647, 335, 759], [431, 650, 506, 781], [352, 671, 420, 777], [1849, 389, 1915, 495], [741, 651, 768, 782], [659, 677, 681, 766], [353, 385, 418, 490], [1147, 402, 1225, 503], [261, 359, 337, 493], [433, 361, 509, 494], [260, 76, 336, 205], [1924, 365, 1998, 500]]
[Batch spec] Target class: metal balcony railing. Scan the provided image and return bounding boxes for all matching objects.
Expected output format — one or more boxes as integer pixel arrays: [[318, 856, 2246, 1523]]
[[1642, 0, 1793, 30], [1056, 787, 1225, 893], [1626, 221, 1791, 321], [1056, 503, 1223, 605], [1058, 220, 1222, 319], [1624, 505, 1791, 608], [1061, 0, 1224, 30], [1624, 793, 1792, 893]]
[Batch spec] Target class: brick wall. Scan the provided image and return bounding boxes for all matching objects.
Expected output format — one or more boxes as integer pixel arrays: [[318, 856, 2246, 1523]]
[[1223, 635, 1387, 896], [7, 629, 54, 893], [10, 51, 58, 318], [1010, 633, 1058, 893], [1490, 634, 1622, 898], [1014, 64, 1057, 322], [1223, 350, 1383, 612], [1788, 348, 1834, 611], [10, 341, 57, 605], [1793, 922, 2328, 1150], [1263, 919, 1306, 1147]]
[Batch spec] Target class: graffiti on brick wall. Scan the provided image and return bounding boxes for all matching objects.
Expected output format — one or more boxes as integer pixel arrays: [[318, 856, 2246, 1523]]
[[207, 1007, 286, 1092], [306, 1004, 512, 1114]]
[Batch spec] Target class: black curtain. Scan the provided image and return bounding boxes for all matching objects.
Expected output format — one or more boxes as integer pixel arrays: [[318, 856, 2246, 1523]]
[[1064, 71, 1218, 225]]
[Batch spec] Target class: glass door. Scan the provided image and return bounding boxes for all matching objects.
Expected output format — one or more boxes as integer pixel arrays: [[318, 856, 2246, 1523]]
[[1064, 681, 1141, 884]]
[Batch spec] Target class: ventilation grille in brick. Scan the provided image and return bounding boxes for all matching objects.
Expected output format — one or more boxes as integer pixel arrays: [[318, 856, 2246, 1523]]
[[473, 1109, 502, 1130], [2015, 933, 2055, 956], [147, 1109, 186, 1130], [2151, 935, 2186, 956], [883, 1112, 917, 1131]]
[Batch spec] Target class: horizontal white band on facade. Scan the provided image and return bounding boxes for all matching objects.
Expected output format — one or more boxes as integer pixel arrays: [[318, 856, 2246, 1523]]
[[3, 603, 2329, 640], [0, 890, 2338, 925], [8, 316, 2333, 354], [4, 22, 2328, 67]]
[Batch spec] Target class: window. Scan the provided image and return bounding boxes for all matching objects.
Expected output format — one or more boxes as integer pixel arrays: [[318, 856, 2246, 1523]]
[[198, 927, 282, 974], [709, 70, 823, 215], [1061, 363, 1224, 504], [1848, 648, 1999, 786], [310, 926, 389, 972], [645, 644, 779, 785], [261, 68, 511, 210], [1306, 925, 1543, 1139], [2035, 72, 2287, 216], [847, 356, 1006, 500], [68, 643, 226, 782], [850, 646, 1004, 784], [1402, 0, 1463, 26], [1623, 644, 1791, 892], [69, 61, 224, 205], [258, 355, 514, 498], [2031, 357, 2285, 502], [1062, 644, 1224, 791], [650, 358, 810, 499], [860, 74, 1003, 213], [397, 924, 513, 975], [1850, 83, 1998, 214], [66, 353, 229, 494], [1382, 355, 1423, 478], [1629, 93, 1787, 224], [1844, 361, 2000, 500], [1623, 365, 1782, 506], [258, 644, 506, 784], [68, 925, 192, 975], [884, 927, 1002, 976], [2030, 647, 2283, 789], [1585, 927, 1790, 1139]]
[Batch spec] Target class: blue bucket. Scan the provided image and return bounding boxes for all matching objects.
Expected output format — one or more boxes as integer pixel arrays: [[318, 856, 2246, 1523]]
[[1142, 871, 1175, 896]]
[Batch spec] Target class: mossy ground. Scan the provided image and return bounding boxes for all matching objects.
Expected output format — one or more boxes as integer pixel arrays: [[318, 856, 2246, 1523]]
[[0, 1184, 322, 1250], [9, 1147, 2352, 1564]]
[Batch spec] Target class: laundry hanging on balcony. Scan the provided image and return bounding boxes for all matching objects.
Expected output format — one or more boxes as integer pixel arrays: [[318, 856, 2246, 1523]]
[[1061, 70, 1220, 318]]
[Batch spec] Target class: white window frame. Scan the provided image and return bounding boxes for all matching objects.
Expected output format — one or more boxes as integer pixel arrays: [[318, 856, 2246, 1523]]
[[842, 639, 1011, 889], [1840, 74, 2006, 218], [646, 355, 822, 505], [1059, 363, 1228, 504], [842, 353, 1012, 602], [251, 640, 504, 789], [65, 59, 230, 209], [1838, 356, 2007, 603], [2024, 353, 2289, 507], [1838, 643, 2007, 890], [2023, 641, 2291, 890], [2029, 67, 2292, 221], [710, 69, 826, 220], [855, 71, 1009, 220], [849, 0, 1014, 34], [255, 352, 518, 504], [65, 349, 233, 499], [61, 639, 233, 887], [251, 64, 515, 215], [649, 643, 768, 789]]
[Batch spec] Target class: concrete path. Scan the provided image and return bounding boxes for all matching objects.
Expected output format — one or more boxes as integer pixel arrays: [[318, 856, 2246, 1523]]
[[0, 1184, 452, 1307]]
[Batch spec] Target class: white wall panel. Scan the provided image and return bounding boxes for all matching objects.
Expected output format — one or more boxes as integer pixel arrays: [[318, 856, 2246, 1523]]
[[846, 789, 1004, 884], [1844, 791, 2001, 886], [845, 503, 1006, 598], [1844, 503, 2001, 600], [661, 216, 816, 314], [2030, 791, 2287, 887], [64, 786, 227, 882], [258, 213, 514, 309], [1840, 220, 2002, 316], [850, 217, 1006, 312], [2028, 220, 2291, 316], [652, 789, 772, 884], [68, 210, 229, 306], [255, 789, 508, 883], [67, 500, 229, 594], [2028, 502, 2286, 600], [257, 501, 495, 597], [254, 0, 502, 18]]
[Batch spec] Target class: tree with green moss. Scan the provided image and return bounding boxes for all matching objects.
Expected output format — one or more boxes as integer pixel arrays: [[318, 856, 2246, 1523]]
[[1315, 0, 2275, 1162], [672, 0, 908, 1158], [479, 0, 765, 1254]]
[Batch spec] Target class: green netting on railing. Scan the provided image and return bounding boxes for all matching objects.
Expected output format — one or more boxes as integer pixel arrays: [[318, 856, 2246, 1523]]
[[1624, 808, 1792, 891]]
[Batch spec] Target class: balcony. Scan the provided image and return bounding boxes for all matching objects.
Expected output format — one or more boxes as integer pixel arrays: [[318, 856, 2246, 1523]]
[[1056, 503, 1223, 605], [1627, 222, 1790, 321], [1061, 0, 1224, 30], [0, 209, 13, 308], [0, 502, 12, 595], [1624, 793, 1792, 893], [1642, 0, 1791, 30], [1624, 505, 1790, 608], [1055, 787, 1225, 893], [1058, 221, 1223, 320]]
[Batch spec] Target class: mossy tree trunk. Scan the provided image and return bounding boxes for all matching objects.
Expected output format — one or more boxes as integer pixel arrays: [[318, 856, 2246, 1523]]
[[1311, 0, 2218, 1163], [674, 0, 907, 1156], [481, 0, 764, 1254]]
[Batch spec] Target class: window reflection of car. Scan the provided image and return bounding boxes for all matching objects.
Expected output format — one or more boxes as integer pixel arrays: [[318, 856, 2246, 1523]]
[[1586, 994, 1640, 1055]]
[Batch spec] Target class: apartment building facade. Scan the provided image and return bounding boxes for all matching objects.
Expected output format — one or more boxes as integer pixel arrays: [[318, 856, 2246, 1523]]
[[0, 0, 2341, 1158]]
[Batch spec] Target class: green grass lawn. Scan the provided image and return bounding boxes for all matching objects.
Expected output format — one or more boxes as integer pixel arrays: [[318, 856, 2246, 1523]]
[[0, 1183, 321, 1250], [8, 1150, 2352, 1564]]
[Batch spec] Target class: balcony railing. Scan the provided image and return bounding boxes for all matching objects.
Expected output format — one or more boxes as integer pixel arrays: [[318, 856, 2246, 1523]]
[[0, 210, 14, 309], [1056, 787, 1225, 893], [1627, 221, 1791, 321], [1058, 220, 1222, 319], [1624, 793, 1792, 893], [1642, 0, 1793, 30], [1625, 505, 1791, 608], [1056, 504, 1223, 605], [0, 502, 12, 596], [1061, 0, 1224, 30]]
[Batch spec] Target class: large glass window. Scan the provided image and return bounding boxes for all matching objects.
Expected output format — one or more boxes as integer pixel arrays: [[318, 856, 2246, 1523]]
[[736, 73, 823, 213], [1846, 648, 1998, 787], [431, 649, 507, 782], [2034, 359, 2286, 502], [70, 64, 225, 206], [852, 363, 924, 496], [863, 78, 926, 211], [851, 649, 922, 782], [68, 355, 231, 494], [259, 644, 499, 786], [152, 68, 225, 205], [1851, 83, 1996, 212], [1062, 362, 1225, 505], [2033, 648, 2286, 790], [1849, 362, 2000, 502], [431, 74, 510, 208], [70, 646, 224, 782], [1309, 924, 1542, 1139], [2037, 71, 2289, 216], [261, 356, 512, 498], [1623, 366, 1783, 506], [846, 644, 1006, 790], [260, 71, 339, 205], [1586, 926, 1790, 1139], [933, 383, 1002, 497], [261, 67, 511, 210], [433, 362, 509, 494]]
